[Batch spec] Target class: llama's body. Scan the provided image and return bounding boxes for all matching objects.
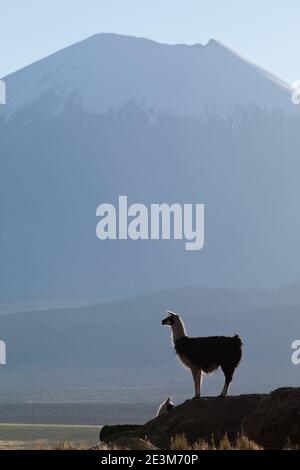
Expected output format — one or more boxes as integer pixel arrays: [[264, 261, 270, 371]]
[[156, 397, 174, 417], [174, 335, 242, 374], [162, 311, 242, 398]]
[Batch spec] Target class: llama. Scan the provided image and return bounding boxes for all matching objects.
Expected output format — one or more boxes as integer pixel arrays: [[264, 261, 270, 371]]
[[156, 397, 175, 417], [162, 311, 242, 398]]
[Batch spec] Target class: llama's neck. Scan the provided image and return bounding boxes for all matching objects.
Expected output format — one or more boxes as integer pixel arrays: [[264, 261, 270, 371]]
[[171, 317, 187, 342]]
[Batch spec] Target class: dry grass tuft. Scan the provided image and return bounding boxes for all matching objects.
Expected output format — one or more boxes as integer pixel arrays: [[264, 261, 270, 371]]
[[170, 433, 263, 451], [49, 434, 300, 451], [52, 440, 89, 450]]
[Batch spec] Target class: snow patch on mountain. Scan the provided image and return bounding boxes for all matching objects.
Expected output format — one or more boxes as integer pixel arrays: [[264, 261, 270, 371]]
[[0, 33, 295, 122]]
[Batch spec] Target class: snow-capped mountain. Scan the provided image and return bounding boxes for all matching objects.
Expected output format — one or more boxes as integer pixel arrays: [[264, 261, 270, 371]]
[[0, 33, 295, 121], [0, 34, 300, 304]]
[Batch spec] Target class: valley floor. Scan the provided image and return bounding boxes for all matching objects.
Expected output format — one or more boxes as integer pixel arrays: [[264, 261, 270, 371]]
[[0, 423, 100, 450]]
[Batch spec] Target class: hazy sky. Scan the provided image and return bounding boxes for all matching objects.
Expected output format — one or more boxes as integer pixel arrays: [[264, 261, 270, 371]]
[[0, 0, 299, 83]]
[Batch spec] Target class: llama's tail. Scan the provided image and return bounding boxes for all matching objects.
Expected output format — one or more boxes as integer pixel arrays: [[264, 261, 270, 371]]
[[231, 334, 243, 367]]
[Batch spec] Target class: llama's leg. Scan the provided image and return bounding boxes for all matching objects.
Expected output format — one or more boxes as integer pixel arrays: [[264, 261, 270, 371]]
[[198, 369, 203, 397], [220, 366, 234, 398], [192, 368, 202, 399], [220, 381, 230, 398], [191, 368, 198, 398]]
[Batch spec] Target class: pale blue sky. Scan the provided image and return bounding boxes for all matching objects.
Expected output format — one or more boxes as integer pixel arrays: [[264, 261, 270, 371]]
[[0, 0, 299, 83]]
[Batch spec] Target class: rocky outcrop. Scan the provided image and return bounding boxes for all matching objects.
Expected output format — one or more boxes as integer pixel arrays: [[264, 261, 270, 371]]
[[100, 424, 141, 443], [129, 394, 262, 448], [243, 388, 300, 449], [100, 388, 300, 449]]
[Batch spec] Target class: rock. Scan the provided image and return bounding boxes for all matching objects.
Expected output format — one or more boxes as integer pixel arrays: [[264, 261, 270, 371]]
[[100, 424, 141, 443], [98, 389, 300, 449], [243, 388, 300, 449], [130, 394, 263, 448]]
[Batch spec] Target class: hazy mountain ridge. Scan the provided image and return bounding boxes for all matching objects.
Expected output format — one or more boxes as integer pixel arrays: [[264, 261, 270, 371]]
[[0, 286, 299, 401]]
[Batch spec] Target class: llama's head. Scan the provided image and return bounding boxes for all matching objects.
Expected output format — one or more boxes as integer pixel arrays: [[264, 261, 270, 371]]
[[161, 311, 180, 326]]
